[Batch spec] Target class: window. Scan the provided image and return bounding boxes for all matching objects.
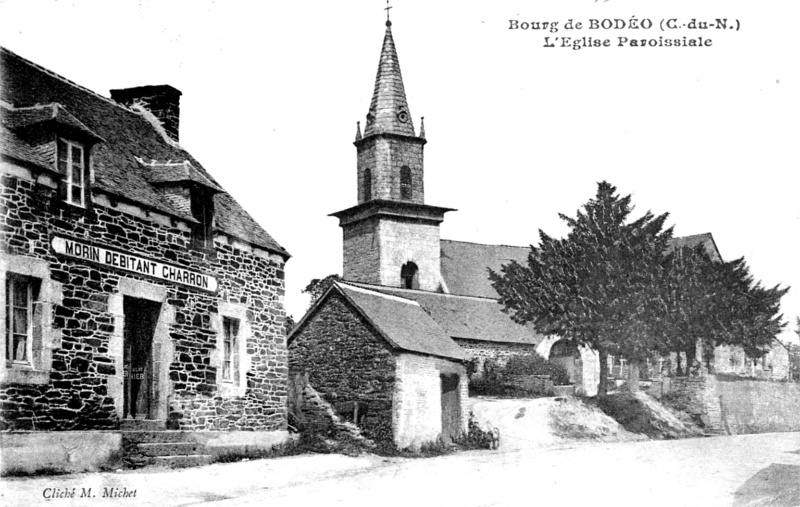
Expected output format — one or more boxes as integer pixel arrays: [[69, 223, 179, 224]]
[[57, 138, 85, 207], [400, 166, 412, 200], [363, 168, 372, 201], [5, 275, 35, 365], [191, 189, 214, 249], [400, 262, 419, 290], [222, 317, 240, 383]]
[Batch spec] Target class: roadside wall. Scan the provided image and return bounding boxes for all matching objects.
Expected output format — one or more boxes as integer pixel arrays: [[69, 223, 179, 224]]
[[716, 379, 800, 434], [0, 431, 122, 475], [667, 376, 800, 434]]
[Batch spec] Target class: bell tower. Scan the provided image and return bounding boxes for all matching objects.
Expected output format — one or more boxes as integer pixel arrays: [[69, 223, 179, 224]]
[[331, 19, 454, 292]]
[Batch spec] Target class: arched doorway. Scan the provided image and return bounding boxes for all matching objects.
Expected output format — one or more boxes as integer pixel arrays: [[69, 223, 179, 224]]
[[400, 262, 419, 289], [549, 339, 582, 385]]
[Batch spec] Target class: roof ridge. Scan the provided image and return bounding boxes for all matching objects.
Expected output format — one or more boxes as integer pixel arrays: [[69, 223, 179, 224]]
[[348, 281, 501, 303], [337, 281, 420, 305], [441, 238, 530, 249], [1, 47, 152, 119]]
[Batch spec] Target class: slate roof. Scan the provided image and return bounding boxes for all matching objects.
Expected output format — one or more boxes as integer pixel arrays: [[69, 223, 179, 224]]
[[667, 233, 722, 262], [440, 240, 531, 299], [349, 282, 542, 346], [0, 47, 287, 257], [363, 21, 416, 138], [441, 234, 722, 301], [0, 112, 52, 170], [290, 282, 465, 361]]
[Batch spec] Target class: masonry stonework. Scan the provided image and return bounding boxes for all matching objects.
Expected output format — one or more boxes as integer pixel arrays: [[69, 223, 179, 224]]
[[288, 292, 396, 443], [0, 170, 287, 432], [455, 339, 537, 373], [356, 135, 425, 205], [377, 218, 442, 291], [342, 217, 381, 285]]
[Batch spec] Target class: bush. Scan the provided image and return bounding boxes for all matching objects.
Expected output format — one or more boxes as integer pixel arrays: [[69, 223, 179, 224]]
[[468, 353, 572, 397], [505, 354, 571, 385]]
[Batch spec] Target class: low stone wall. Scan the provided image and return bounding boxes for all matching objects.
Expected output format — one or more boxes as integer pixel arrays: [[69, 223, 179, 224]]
[[505, 374, 553, 395], [455, 339, 536, 375], [0, 431, 122, 475], [665, 375, 800, 434], [716, 379, 800, 434], [191, 430, 292, 456]]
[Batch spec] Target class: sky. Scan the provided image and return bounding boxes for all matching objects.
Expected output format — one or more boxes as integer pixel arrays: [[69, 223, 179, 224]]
[[1, 0, 798, 344]]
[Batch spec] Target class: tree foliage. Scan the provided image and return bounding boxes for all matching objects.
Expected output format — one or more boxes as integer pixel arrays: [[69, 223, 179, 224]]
[[489, 181, 673, 396], [302, 274, 342, 308], [490, 181, 789, 395]]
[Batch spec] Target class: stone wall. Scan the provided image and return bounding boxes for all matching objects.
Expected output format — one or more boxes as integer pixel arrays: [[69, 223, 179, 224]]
[[393, 352, 468, 450], [356, 136, 425, 204], [0, 169, 287, 432], [455, 339, 537, 375], [288, 292, 396, 443], [666, 375, 800, 434], [377, 218, 443, 291], [716, 378, 800, 434], [342, 216, 381, 285]]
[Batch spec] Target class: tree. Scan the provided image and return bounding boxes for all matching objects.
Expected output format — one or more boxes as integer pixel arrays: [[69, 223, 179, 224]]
[[302, 274, 342, 308], [711, 258, 788, 359], [657, 244, 722, 374], [284, 314, 295, 336], [490, 182, 673, 397], [658, 246, 789, 375]]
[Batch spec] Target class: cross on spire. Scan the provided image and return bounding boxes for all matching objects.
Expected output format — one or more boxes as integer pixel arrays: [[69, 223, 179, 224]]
[[384, 0, 392, 25]]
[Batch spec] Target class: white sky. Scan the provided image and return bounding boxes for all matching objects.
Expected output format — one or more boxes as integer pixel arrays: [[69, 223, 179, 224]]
[[2, 0, 798, 344]]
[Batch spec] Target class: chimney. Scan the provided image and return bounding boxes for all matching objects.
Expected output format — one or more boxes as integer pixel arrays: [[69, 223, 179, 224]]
[[111, 85, 182, 142]]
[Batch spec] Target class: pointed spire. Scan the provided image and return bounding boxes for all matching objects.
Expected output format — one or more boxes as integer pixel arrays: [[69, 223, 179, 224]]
[[419, 117, 425, 139], [363, 20, 416, 138], [355, 121, 362, 141]]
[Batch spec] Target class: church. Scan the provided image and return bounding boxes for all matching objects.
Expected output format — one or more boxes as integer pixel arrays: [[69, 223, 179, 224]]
[[287, 15, 763, 449]]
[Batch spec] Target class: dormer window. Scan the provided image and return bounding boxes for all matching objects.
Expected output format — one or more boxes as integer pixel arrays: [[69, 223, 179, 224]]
[[400, 166, 412, 200], [57, 138, 86, 207]]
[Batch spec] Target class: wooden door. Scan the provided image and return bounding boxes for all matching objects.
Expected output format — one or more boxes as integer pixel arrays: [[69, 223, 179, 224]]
[[123, 297, 161, 419]]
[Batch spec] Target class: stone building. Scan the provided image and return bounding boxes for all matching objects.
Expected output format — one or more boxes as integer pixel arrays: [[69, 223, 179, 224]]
[[0, 47, 290, 471], [292, 17, 789, 431], [289, 282, 467, 450]]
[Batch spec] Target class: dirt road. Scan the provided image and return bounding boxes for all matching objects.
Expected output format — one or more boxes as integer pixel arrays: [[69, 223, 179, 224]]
[[2, 432, 799, 507]]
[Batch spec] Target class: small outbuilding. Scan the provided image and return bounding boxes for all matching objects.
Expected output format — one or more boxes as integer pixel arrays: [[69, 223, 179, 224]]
[[288, 282, 468, 450]]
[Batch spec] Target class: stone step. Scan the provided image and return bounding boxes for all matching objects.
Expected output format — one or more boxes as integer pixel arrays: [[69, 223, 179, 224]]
[[122, 431, 191, 444], [136, 442, 203, 457], [151, 454, 214, 468], [120, 419, 166, 431]]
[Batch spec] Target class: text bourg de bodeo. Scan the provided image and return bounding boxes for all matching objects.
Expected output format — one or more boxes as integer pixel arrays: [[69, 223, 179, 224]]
[[508, 18, 739, 50]]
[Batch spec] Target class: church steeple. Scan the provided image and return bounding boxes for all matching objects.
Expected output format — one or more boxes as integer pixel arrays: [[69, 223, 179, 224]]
[[364, 20, 415, 138], [354, 19, 426, 206], [332, 16, 454, 292]]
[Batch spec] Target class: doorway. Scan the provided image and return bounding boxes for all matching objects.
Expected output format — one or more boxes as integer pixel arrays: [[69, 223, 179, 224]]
[[440, 373, 461, 442], [123, 297, 161, 420]]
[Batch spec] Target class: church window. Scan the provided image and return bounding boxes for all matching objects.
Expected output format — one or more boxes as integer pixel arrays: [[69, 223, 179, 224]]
[[57, 138, 86, 207], [363, 168, 372, 201], [400, 166, 412, 200], [400, 262, 419, 290]]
